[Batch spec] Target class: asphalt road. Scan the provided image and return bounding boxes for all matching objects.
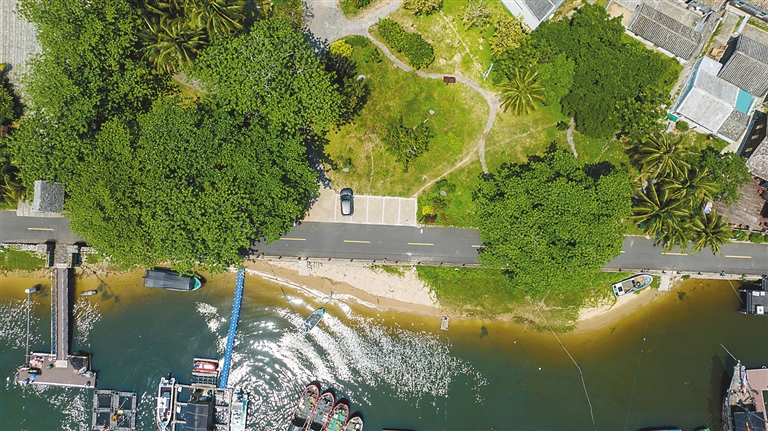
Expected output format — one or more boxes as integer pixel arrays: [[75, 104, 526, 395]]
[[252, 222, 483, 264], [0, 210, 82, 244], [606, 236, 768, 276]]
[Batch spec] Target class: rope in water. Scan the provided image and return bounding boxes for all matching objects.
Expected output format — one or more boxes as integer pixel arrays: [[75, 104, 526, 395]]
[[623, 304, 652, 431], [535, 307, 596, 430], [727, 280, 744, 304], [690, 306, 738, 361]]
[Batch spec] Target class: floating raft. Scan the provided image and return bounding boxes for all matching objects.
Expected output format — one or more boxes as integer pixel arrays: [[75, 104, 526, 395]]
[[440, 316, 449, 331], [219, 268, 245, 389], [91, 389, 137, 431]]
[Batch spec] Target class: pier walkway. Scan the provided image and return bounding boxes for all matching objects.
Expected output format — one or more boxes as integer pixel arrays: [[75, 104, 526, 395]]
[[219, 268, 245, 389], [52, 266, 68, 362]]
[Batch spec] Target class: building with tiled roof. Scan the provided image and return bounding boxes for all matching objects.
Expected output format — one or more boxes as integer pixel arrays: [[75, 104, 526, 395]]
[[500, 0, 565, 30], [672, 56, 756, 143], [730, 0, 768, 22], [626, 3, 707, 60], [717, 35, 768, 97]]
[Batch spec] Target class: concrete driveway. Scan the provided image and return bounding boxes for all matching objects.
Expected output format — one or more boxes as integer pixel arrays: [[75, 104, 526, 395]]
[[305, 188, 418, 226]]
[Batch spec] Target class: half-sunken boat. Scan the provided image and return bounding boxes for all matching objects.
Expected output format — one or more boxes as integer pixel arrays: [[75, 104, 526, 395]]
[[306, 391, 334, 431], [156, 376, 176, 431], [230, 390, 248, 431], [304, 308, 325, 332], [612, 274, 653, 297], [287, 384, 320, 431], [723, 360, 768, 431], [324, 401, 349, 431], [144, 269, 202, 291], [345, 416, 363, 431]]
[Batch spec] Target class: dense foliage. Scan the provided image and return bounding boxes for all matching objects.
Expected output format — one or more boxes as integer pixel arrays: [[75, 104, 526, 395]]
[[403, 0, 442, 16], [194, 19, 343, 132], [494, 4, 680, 139], [489, 13, 526, 55], [66, 99, 317, 270], [377, 18, 435, 69], [474, 146, 633, 296]]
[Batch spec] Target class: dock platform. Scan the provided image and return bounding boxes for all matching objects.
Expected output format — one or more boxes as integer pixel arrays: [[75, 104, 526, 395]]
[[17, 352, 95, 388], [171, 381, 234, 431], [92, 389, 137, 431]]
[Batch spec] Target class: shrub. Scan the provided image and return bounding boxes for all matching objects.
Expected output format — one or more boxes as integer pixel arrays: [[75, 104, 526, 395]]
[[330, 40, 353, 58], [403, 0, 442, 16], [461, 0, 492, 29], [351, 0, 372, 8], [676, 120, 690, 132], [489, 13, 526, 55], [749, 232, 765, 244], [731, 229, 748, 241], [377, 18, 434, 69]]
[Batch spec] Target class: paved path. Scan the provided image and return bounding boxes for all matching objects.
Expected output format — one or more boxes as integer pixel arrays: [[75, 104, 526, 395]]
[[0, 0, 41, 91], [305, 0, 500, 182]]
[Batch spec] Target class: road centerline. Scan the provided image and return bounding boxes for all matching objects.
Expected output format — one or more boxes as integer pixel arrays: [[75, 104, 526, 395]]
[[408, 242, 434, 246], [279, 237, 306, 241], [343, 240, 371, 244], [662, 252, 687, 256], [725, 255, 752, 259], [27, 227, 54, 231]]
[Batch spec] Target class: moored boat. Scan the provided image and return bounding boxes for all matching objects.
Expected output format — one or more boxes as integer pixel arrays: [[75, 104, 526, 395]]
[[722, 360, 768, 431], [344, 416, 363, 431], [81, 290, 98, 297], [156, 376, 176, 431], [612, 274, 653, 297], [323, 401, 349, 431], [304, 308, 325, 332], [306, 391, 334, 431], [193, 360, 218, 374], [230, 390, 248, 431], [287, 384, 320, 431], [144, 269, 202, 291]]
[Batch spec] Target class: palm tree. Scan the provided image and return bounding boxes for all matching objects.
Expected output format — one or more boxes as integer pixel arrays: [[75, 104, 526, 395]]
[[632, 184, 690, 250], [661, 168, 719, 207], [190, 0, 247, 40], [499, 69, 545, 116], [689, 210, 730, 255], [142, 18, 205, 74], [1, 173, 26, 207], [635, 133, 693, 180]]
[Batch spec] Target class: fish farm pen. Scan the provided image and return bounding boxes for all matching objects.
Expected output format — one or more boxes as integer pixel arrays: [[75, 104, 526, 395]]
[[91, 390, 137, 431]]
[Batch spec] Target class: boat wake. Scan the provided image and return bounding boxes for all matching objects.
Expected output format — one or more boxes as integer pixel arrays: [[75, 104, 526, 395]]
[[196, 301, 227, 354], [0, 298, 41, 350], [73, 297, 101, 345]]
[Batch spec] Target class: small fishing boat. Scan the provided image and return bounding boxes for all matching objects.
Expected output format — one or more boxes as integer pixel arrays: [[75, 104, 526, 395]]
[[24, 285, 40, 294], [287, 384, 320, 431], [144, 269, 202, 291], [156, 376, 176, 431], [230, 390, 248, 431], [612, 274, 653, 297], [306, 391, 334, 431], [303, 308, 325, 332], [193, 360, 218, 374], [81, 290, 98, 297], [344, 416, 363, 431], [323, 402, 349, 431]]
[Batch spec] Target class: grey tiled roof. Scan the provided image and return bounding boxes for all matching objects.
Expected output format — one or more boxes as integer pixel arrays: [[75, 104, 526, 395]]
[[747, 140, 768, 181], [718, 35, 768, 97], [32, 180, 64, 213], [717, 109, 750, 142], [627, 3, 702, 59], [525, 0, 560, 20]]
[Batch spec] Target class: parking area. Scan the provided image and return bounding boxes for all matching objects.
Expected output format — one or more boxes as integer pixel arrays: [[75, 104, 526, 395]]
[[304, 188, 418, 226]]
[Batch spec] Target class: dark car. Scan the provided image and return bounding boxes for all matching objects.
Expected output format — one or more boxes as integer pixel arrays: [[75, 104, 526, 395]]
[[340, 188, 354, 216]]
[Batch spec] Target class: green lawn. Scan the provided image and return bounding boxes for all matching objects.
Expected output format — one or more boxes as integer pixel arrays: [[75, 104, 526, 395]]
[[379, 0, 511, 85], [324, 36, 489, 197], [340, 0, 387, 18], [0, 248, 46, 271]]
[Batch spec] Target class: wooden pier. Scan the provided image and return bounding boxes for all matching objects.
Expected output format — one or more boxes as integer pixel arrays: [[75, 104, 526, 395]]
[[92, 390, 137, 431], [16, 243, 97, 388]]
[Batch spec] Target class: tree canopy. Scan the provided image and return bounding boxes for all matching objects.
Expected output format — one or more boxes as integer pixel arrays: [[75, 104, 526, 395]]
[[65, 99, 318, 270], [194, 18, 343, 132], [474, 146, 633, 296]]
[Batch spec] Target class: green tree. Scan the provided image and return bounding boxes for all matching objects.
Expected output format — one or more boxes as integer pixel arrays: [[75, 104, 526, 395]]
[[141, 18, 206, 73], [499, 69, 544, 116], [632, 183, 689, 250], [661, 168, 719, 207], [489, 13, 527, 55], [403, 0, 442, 15], [473, 146, 632, 297], [382, 117, 434, 171], [534, 53, 574, 106], [691, 146, 750, 206], [65, 99, 318, 271], [461, 0, 492, 29], [689, 210, 730, 255], [635, 133, 693, 179], [194, 18, 343, 132]]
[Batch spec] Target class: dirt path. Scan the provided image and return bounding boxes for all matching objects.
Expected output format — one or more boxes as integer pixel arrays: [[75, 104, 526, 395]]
[[305, 0, 500, 193]]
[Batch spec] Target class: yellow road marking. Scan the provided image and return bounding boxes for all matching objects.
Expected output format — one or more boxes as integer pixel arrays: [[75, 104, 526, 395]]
[[662, 252, 687, 256], [620, 251, 625, 254], [725, 255, 752, 259], [408, 242, 434, 246], [27, 227, 54, 231], [279, 237, 306, 241], [343, 240, 370, 244], [472, 245, 483, 248]]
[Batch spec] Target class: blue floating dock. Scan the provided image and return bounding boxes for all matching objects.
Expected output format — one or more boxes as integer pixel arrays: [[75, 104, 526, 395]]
[[219, 268, 245, 388]]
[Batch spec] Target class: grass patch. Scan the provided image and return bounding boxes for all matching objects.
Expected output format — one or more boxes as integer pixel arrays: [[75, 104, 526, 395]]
[[418, 266, 631, 330], [371, 264, 405, 277], [340, 0, 385, 19], [172, 77, 204, 105], [324, 36, 488, 197], [748, 20, 768, 34], [418, 162, 483, 227], [0, 248, 46, 271]]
